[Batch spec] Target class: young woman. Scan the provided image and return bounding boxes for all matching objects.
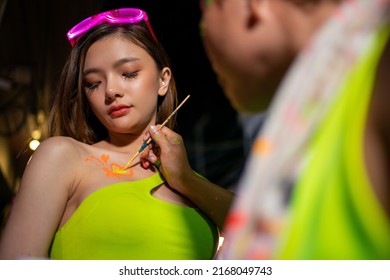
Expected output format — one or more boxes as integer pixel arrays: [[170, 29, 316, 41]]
[[0, 8, 222, 260]]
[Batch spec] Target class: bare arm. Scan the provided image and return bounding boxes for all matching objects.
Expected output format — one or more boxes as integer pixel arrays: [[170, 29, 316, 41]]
[[140, 125, 235, 229], [0, 137, 77, 259], [365, 37, 390, 217]]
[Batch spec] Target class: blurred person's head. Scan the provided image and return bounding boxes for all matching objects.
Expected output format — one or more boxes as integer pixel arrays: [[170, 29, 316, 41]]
[[200, 0, 340, 112]]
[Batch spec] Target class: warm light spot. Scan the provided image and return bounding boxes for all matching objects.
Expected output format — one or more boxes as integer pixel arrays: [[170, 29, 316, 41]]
[[31, 129, 42, 140], [29, 139, 40, 151]]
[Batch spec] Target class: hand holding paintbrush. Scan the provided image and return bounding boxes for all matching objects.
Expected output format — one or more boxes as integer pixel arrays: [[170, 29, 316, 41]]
[[121, 94, 190, 170]]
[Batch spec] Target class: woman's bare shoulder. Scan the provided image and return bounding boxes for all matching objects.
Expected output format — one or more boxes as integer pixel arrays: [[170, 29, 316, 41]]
[[372, 36, 390, 148], [24, 136, 89, 178], [379, 37, 390, 129], [366, 36, 390, 216], [31, 136, 88, 160]]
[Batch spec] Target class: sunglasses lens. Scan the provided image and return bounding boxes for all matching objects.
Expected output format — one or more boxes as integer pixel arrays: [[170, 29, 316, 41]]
[[67, 8, 150, 46], [107, 8, 144, 24]]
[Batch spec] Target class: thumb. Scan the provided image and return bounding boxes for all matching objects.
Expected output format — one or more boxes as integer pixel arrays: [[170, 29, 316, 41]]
[[148, 125, 167, 145], [149, 125, 182, 146]]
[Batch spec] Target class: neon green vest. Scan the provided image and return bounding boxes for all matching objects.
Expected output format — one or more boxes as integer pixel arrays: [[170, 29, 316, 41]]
[[276, 26, 390, 259]]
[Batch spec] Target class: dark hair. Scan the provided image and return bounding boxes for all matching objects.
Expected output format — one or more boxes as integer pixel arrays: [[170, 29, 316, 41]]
[[48, 21, 178, 144]]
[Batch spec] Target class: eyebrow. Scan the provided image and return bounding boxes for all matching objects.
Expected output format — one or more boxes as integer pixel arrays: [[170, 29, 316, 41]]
[[83, 57, 140, 76]]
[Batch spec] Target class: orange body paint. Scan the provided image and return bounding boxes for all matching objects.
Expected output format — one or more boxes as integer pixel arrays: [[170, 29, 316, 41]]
[[85, 154, 134, 178]]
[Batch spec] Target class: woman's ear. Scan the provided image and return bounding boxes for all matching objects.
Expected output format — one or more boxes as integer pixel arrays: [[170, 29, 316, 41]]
[[158, 67, 172, 96]]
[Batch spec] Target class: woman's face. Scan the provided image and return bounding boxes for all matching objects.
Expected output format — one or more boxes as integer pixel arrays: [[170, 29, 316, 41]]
[[83, 34, 169, 135]]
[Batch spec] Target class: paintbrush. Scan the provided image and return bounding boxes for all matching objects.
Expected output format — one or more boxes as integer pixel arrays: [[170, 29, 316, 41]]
[[121, 94, 190, 170]]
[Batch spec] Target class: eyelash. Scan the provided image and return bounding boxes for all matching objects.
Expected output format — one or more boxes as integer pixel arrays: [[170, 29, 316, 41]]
[[85, 81, 101, 92], [123, 71, 138, 79], [84, 71, 139, 92]]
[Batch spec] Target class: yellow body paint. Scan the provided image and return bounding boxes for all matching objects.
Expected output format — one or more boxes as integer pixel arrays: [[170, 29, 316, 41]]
[[85, 154, 134, 178], [111, 165, 128, 174]]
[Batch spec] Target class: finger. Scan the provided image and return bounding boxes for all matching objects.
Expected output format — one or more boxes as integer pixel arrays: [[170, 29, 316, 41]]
[[147, 149, 158, 162], [141, 158, 150, 168], [139, 144, 151, 159], [143, 131, 151, 142], [140, 130, 152, 157], [148, 125, 168, 145], [149, 125, 179, 145], [160, 126, 183, 146], [141, 149, 158, 169]]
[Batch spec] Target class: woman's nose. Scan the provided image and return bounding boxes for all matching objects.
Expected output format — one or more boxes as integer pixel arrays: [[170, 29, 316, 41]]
[[105, 80, 124, 101]]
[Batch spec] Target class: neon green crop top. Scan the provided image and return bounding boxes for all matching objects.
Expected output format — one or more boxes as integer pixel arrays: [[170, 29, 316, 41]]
[[275, 26, 390, 259], [49, 173, 218, 260]]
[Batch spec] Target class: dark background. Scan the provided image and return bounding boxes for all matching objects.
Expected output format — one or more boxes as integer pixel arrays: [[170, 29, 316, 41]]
[[0, 0, 247, 226]]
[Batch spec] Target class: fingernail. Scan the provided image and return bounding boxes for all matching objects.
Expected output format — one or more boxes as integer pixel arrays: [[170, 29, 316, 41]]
[[148, 150, 156, 161], [150, 125, 158, 133], [143, 132, 150, 141]]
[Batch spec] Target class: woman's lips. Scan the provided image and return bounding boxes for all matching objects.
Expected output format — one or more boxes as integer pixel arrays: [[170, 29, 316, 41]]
[[108, 105, 131, 118]]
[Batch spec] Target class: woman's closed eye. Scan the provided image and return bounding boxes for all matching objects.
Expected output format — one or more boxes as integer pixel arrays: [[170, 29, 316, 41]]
[[123, 71, 139, 80], [84, 81, 101, 92]]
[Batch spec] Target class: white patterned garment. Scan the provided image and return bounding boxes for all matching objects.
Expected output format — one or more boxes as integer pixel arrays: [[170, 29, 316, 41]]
[[218, 0, 390, 259]]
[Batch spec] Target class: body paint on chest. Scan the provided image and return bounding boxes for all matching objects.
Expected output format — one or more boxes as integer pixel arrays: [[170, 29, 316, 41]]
[[84, 154, 134, 178]]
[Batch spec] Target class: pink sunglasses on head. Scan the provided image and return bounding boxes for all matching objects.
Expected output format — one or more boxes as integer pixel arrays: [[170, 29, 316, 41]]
[[67, 8, 157, 47]]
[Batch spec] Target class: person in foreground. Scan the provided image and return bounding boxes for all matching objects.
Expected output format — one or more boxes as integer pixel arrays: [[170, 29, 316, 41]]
[[144, 0, 390, 259], [0, 7, 233, 260]]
